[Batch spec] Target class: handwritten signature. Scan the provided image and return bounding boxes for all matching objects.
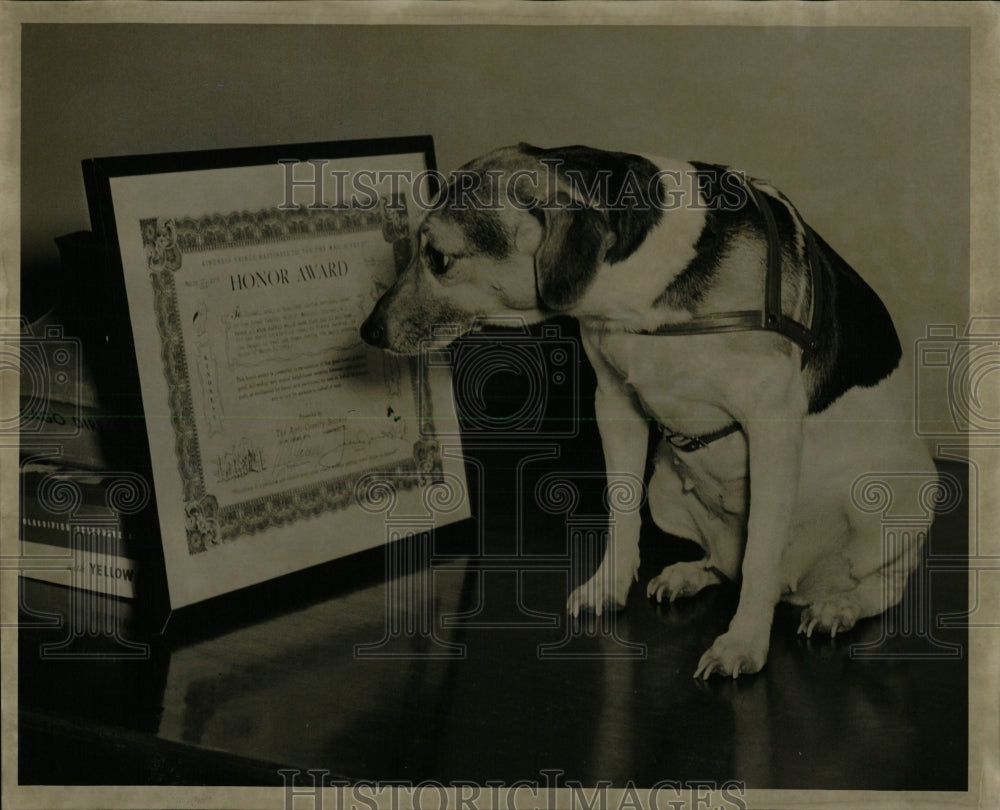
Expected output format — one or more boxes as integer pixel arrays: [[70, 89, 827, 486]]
[[214, 439, 266, 482]]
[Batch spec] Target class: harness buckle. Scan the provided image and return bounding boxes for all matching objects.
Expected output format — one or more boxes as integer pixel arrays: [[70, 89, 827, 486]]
[[658, 420, 741, 453], [663, 430, 708, 452]]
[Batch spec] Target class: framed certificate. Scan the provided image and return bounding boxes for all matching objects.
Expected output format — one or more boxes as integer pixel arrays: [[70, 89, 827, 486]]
[[83, 137, 470, 609]]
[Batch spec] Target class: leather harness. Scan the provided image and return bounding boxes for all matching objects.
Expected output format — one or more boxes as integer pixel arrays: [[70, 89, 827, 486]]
[[633, 176, 827, 452]]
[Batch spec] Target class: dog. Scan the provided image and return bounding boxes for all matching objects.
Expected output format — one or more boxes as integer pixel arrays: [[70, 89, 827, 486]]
[[360, 143, 936, 678]]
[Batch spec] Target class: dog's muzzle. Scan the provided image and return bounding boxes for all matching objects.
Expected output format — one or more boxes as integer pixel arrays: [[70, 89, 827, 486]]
[[359, 315, 387, 348]]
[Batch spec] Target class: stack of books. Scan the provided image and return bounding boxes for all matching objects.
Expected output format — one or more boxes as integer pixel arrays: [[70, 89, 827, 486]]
[[19, 232, 158, 600]]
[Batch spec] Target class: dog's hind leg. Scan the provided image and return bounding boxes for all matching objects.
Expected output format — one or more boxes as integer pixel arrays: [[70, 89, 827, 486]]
[[795, 524, 925, 638], [647, 560, 723, 604], [645, 446, 744, 603]]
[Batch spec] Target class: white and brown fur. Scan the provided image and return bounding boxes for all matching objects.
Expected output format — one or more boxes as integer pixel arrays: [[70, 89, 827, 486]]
[[361, 143, 936, 678]]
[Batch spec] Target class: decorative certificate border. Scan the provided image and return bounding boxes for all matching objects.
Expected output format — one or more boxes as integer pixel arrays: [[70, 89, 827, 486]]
[[139, 200, 409, 269], [81, 136, 469, 612], [142, 198, 440, 553]]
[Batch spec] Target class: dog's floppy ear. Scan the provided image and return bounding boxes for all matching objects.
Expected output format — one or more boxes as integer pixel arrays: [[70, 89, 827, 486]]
[[514, 142, 665, 310], [532, 198, 612, 311]]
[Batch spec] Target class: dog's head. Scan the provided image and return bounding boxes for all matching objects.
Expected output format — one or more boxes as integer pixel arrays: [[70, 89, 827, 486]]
[[360, 143, 665, 354]]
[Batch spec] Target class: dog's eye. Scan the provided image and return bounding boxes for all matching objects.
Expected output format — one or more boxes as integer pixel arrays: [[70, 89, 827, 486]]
[[425, 244, 455, 276]]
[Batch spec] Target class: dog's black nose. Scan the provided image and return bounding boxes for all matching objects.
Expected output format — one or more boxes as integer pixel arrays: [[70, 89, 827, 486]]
[[360, 316, 386, 348]]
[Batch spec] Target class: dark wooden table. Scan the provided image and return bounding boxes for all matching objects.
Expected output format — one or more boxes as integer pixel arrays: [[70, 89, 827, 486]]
[[18, 447, 968, 791]]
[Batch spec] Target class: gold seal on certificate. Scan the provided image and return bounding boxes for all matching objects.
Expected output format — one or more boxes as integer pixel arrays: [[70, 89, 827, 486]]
[[84, 138, 469, 609]]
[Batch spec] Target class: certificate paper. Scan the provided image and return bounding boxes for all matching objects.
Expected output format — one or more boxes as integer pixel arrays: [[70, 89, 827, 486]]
[[87, 140, 469, 608]]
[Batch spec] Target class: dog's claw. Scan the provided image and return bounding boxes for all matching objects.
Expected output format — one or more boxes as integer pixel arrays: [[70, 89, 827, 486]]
[[695, 629, 768, 679], [647, 561, 720, 607], [567, 571, 630, 618], [798, 598, 861, 640]]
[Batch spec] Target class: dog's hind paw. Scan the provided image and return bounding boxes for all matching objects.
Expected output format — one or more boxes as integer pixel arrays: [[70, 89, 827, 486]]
[[797, 596, 862, 639], [694, 629, 769, 680], [646, 561, 721, 604]]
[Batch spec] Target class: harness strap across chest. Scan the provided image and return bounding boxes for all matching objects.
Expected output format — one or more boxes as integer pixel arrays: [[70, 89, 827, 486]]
[[634, 175, 828, 453]]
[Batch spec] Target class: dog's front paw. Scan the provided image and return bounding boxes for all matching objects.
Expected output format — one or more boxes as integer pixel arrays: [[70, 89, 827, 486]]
[[646, 561, 721, 604], [567, 569, 632, 617], [797, 596, 862, 639], [694, 629, 769, 680]]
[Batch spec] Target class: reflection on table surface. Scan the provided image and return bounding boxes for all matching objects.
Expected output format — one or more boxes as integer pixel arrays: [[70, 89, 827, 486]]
[[19, 460, 969, 789]]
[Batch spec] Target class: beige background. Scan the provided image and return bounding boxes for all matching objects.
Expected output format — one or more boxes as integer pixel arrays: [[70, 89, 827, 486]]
[[21, 23, 969, 355]]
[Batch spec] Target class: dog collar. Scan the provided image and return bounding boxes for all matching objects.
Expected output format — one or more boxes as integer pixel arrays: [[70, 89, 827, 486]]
[[657, 420, 742, 453], [636, 175, 825, 363]]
